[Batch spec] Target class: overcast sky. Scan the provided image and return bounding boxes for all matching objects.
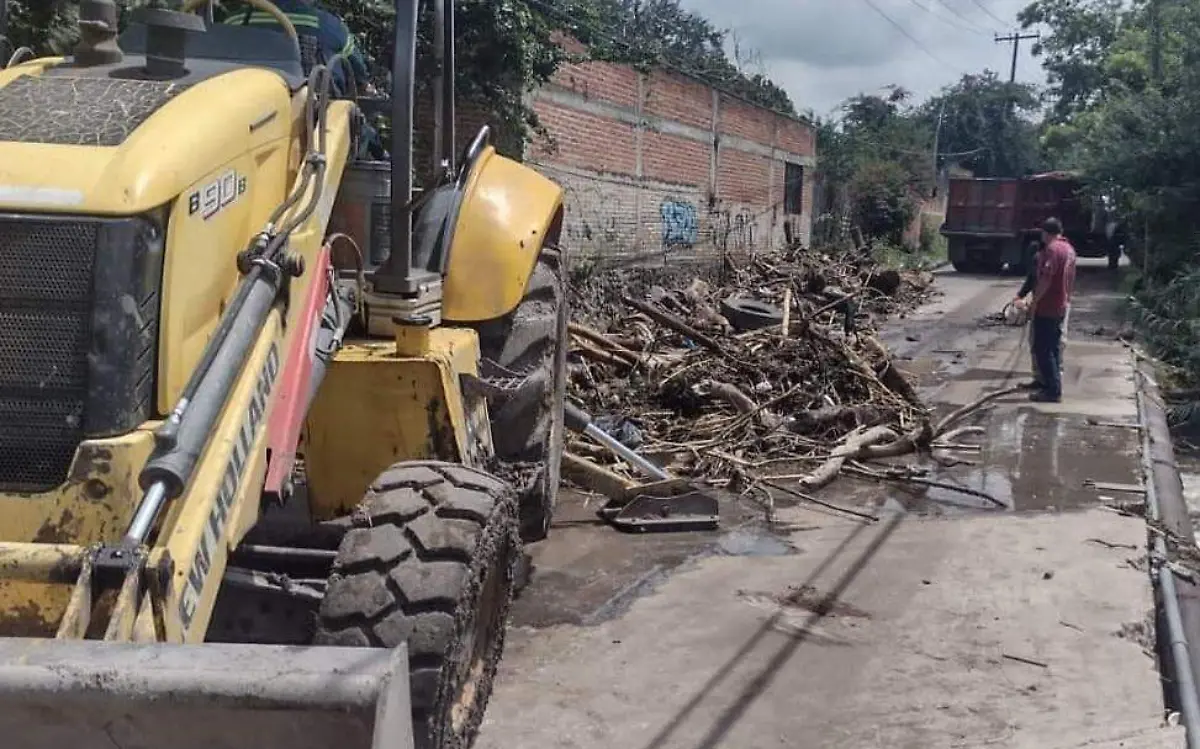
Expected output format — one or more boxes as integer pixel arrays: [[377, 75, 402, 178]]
[[678, 0, 1047, 118]]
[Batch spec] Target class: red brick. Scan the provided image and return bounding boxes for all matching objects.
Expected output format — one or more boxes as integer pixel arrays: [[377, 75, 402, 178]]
[[776, 118, 816, 157], [526, 48, 816, 258], [530, 99, 637, 177], [642, 70, 712, 130], [551, 59, 640, 109], [718, 96, 774, 144], [642, 131, 709, 187], [717, 148, 771, 207]]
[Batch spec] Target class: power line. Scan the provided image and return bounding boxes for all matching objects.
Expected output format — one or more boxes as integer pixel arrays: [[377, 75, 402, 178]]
[[968, 0, 1010, 28], [857, 0, 956, 68], [903, 0, 989, 35], [927, 0, 993, 33], [528, 0, 965, 127]]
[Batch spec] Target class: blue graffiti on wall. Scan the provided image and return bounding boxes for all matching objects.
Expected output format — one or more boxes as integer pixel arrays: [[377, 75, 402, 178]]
[[660, 199, 698, 248]]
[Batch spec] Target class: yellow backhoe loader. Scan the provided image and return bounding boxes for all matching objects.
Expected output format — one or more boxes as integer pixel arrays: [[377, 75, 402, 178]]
[[0, 1, 567, 747]]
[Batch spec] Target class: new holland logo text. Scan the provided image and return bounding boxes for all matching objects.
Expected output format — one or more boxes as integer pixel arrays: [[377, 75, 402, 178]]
[[188, 170, 247, 221], [178, 342, 280, 632]]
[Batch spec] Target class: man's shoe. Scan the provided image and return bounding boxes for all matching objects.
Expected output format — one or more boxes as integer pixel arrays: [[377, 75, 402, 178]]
[[1029, 391, 1061, 403], [1017, 380, 1044, 390]]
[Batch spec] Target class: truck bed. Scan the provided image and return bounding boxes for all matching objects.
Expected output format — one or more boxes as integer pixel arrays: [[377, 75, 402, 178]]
[[941, 178, 1019, 235]]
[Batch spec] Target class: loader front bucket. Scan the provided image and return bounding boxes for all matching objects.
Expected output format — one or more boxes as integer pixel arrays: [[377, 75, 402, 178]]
[[0, 639, 414, 749]]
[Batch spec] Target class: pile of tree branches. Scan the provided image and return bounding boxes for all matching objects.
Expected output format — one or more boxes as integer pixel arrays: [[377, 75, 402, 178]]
[[563, 248, 952, 499]]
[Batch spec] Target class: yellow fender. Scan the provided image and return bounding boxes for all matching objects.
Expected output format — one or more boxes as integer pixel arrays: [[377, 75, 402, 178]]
[[442, 145, 564, 323]]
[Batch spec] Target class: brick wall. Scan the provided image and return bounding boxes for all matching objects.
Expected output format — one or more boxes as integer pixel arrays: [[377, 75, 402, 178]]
[[525, 57, 816, 262], [903, 171, 952, 248], [409, 51, 816, 262]]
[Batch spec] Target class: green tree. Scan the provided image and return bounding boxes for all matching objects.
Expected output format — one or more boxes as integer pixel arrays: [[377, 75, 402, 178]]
[[816, 89, 933, 245], [1022, 0, 1200, 380], [593, 0, 794, 113], [4, 1, 82, 54], [917, 70, 1041, 177], [1017, 0, 1126, 122], [322, 0, 606, 154]]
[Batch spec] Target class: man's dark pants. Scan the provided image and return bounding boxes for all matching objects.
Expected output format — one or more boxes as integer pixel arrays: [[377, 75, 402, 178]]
[[1031, 315, 1065, 399]]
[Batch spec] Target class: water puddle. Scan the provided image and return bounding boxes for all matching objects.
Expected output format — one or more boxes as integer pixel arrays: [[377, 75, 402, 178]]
[[714, 526, 798, 557], [512, 489, 789, 628], [1174, 452, 1200, 545], [868, 407, 1141, 514]]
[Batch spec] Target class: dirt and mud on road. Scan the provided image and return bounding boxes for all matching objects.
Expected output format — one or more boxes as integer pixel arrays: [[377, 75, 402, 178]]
[[479, 259, 1185, 748]]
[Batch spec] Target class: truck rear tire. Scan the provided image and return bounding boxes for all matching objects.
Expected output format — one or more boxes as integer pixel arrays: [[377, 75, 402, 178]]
[[472, 247, 567, 542], [315, 461, 521, 749], [947, 238, 973, 273]]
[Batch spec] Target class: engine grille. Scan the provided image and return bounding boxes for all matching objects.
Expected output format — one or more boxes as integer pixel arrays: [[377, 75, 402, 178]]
[[0, 219, 98, 491]]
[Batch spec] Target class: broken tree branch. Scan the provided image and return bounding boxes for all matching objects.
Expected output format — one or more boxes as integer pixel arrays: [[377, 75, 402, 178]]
[[934, 386, 1024, 438], [760, 478, 880, 522], [621, 295, 729, 355], [796, 425, 898, 491], [569, 322, 644, 364], [781, 287, 792, 337], [844, 464, 1005, 507], [572, 337, 636, 368]]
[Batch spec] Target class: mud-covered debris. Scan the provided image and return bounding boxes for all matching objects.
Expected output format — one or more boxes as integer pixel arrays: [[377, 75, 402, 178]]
[[563, 248, 939, 488]]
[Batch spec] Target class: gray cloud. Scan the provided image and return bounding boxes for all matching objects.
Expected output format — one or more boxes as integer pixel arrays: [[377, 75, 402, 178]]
[[679, 0, 1047, 115]]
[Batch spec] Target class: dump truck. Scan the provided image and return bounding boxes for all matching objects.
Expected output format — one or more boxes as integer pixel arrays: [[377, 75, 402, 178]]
[[940, 171, 1126, 273], [0, 1, 567, 747]]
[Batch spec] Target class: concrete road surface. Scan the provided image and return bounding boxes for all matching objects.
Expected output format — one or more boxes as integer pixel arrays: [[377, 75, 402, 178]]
[[478, 260, 1184, 748]]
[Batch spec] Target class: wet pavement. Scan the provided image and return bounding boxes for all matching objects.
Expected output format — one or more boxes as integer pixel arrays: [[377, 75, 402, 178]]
[[1175, 453, 1200, 545], [512, 488, 776, 629], [848, 262, 1145, 517], [865, 408, 1141, 515], [481, 259, 1181, 748], [512, 262, 1145, 626]]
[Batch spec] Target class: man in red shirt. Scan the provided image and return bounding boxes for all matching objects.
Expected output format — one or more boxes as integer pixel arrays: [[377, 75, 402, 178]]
[[1029, 217, 1077, 402]]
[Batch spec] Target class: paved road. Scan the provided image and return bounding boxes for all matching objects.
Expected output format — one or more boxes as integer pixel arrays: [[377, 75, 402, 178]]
[[478, 260, 1184, 748]]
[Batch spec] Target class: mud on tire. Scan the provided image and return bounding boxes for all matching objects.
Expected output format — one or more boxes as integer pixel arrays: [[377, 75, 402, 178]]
[[314, 461, 521, 749], [471, 247, 567, 542]]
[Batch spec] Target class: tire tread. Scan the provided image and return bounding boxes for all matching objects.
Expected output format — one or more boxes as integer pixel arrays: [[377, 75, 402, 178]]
[[314, 462, 520, 749]]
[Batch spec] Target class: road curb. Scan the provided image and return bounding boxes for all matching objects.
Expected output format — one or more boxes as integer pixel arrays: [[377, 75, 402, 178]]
[[1134, 354, 1200, 747]]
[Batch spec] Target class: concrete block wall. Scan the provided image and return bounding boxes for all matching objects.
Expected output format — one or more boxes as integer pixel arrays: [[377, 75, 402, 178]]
[[526, 54, 817, 262]]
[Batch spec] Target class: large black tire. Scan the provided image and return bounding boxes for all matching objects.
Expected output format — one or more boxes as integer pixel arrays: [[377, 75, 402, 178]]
[[314, 462, 520, 749], [720, 295, 784, 332], [947, 237, 973, 273], [471, 247, 567, 542]]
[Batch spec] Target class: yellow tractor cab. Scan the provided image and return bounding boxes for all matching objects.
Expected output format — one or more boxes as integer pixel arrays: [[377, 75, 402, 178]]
[[0, 1, 567, 747]]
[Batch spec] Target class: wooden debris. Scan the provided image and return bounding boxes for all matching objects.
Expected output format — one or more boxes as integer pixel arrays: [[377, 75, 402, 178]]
[[1001, 653, 1049, 669], [566, 248, 940, 493]]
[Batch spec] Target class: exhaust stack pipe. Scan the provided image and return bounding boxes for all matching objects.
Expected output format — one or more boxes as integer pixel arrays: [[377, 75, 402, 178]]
[[74, 0, 124, 67]]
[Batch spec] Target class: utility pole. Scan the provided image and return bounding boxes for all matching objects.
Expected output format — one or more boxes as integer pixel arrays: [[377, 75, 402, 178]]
[[995, 31, 1040, 83], [931, 98, 947, 196]]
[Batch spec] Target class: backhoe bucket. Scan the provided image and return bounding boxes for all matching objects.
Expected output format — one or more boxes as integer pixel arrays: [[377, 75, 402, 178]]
[[0, 639, 414, 749]]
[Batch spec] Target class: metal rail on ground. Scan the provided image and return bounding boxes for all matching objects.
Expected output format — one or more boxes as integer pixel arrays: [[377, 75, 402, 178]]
[[1135, 356, 1200, 749]]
